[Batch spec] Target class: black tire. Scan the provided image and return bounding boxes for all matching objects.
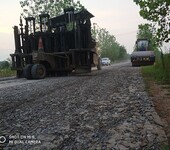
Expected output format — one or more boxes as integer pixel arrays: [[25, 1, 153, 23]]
[[23, 64, 33, 79], [31, 64, 46, 79]]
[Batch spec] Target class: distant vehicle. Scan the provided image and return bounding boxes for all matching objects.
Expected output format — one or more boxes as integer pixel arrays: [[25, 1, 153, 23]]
[[131, 39, 155, 66], [101, 58, 111, 66]]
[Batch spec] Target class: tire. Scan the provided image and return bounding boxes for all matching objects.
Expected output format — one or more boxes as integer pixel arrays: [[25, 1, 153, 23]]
[[23, 64, 33, 79], [31, 64, 46, 79]]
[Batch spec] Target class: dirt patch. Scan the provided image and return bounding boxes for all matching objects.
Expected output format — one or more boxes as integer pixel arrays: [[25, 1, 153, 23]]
[[145, 79, 170, 146]]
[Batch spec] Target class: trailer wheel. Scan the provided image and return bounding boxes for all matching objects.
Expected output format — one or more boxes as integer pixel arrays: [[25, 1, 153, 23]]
[[23, 64, 33, 79], [31, 64, 46, 79]]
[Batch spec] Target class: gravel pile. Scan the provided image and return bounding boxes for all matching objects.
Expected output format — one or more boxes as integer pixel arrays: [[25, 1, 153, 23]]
[[0, 63, 168, 150]]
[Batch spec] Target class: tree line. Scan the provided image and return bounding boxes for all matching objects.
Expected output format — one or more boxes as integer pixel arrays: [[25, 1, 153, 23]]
[[91, 23, 128, 61]]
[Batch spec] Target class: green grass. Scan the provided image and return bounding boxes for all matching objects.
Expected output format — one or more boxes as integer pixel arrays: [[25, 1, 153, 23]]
[[142, 54, 170, 84], [161, 145, 170, 150], [142, 66, 169, 83], [0, 68, 16, 78]]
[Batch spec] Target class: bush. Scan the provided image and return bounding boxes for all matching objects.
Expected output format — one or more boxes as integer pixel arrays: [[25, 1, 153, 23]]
[[0, 61, 10, 69], [0, 69, 16, 77], [142, 53, 170, 83]]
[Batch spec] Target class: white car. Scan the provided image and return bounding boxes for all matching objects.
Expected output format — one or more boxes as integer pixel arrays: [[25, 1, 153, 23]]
[[101, 58, 111, 66]]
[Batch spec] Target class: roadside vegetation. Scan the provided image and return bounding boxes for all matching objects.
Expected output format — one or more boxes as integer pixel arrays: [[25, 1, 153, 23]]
[[0, 69, 16, 78], [142, 54, 170, 83], [141, 54, 170, 149], [0, 60, 16, 77]]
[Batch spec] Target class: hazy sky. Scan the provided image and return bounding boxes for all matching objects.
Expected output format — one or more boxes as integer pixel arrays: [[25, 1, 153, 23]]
[[0, 0, 147, 61]]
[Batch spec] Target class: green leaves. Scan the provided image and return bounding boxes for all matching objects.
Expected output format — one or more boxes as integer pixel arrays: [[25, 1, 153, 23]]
[[0, 61, 10, 69], [134, 0, 170, 43], [19, 0, 84, 18], [137, 23, 159, 51]]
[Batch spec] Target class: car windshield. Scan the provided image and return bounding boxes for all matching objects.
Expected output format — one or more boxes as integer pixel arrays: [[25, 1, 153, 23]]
[[102, 58, 109, 61]]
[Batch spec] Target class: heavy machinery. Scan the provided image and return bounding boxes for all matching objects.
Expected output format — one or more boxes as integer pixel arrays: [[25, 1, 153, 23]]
[[131, 39, 155, 66], [10, 7, 101, 79]]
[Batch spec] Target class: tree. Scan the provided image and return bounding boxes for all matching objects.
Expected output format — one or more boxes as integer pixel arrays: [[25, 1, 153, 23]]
[[134, 0, 170, 44], [91, 23, 128, 61], [20, 0, 84, 18], [118, 45, 128, 60], [0, 61, 10, 69], [137, 23, 158, 51], [6, 57, 12, 66]]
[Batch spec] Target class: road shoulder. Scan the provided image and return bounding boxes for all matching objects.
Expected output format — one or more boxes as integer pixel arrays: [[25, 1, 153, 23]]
[[142, 74, 170, 147]]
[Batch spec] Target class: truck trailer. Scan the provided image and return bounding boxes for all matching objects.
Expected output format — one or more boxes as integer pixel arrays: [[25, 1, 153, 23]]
[[10, 7, 101, 79]]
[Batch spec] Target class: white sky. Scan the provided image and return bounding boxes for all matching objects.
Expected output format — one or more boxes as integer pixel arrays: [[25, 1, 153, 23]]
[[0, 0, 148, 61]]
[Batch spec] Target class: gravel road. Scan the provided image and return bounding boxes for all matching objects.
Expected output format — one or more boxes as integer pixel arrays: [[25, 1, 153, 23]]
[[0, 62, 168, 150]]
